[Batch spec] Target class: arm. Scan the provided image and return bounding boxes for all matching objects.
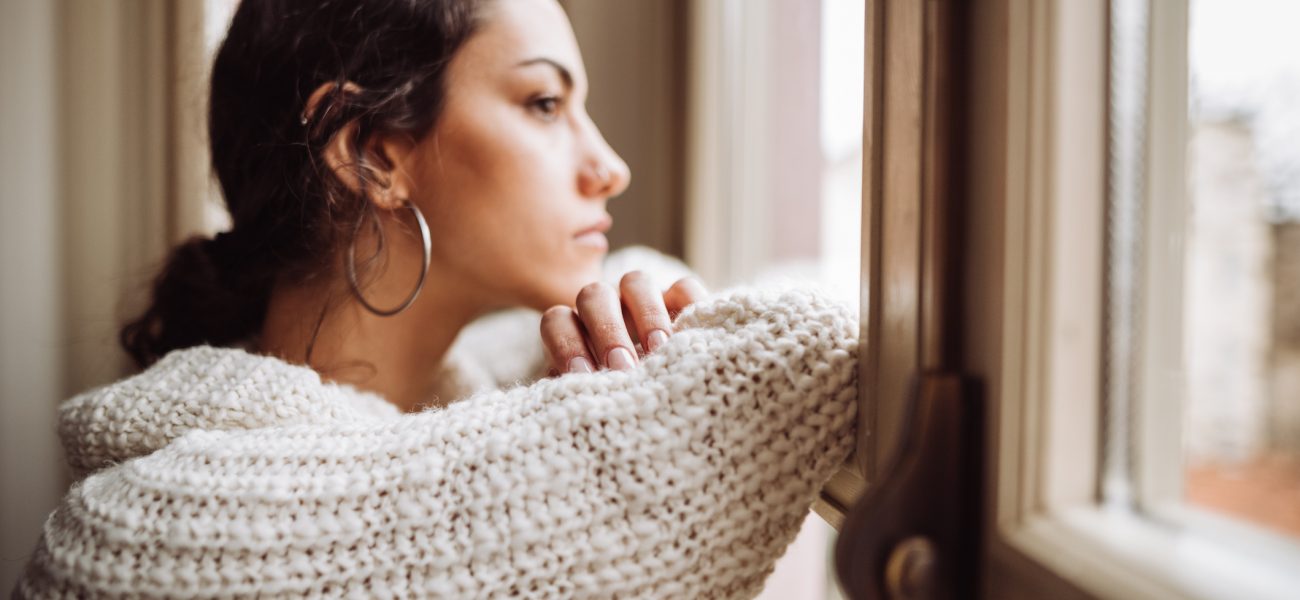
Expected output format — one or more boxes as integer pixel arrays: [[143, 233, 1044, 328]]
[[18, 287, 858, 599]]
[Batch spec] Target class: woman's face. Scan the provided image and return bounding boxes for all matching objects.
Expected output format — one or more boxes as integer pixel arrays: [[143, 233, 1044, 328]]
[[404, 0, 630, 312]]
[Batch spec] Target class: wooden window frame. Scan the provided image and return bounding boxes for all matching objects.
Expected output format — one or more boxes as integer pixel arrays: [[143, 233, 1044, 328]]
[[809, 0, 960, 525]]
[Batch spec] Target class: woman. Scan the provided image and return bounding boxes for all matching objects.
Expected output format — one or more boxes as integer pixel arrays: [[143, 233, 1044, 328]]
[[129, 0, 690, 409], [14, 0, 860, 597]]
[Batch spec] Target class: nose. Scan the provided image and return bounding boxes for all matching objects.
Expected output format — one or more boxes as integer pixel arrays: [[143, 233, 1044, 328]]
[[577, 118, 631, 199]]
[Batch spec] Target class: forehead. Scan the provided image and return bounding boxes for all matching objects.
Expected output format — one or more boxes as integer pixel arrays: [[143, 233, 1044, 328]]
[[449, 0, 586, 85]]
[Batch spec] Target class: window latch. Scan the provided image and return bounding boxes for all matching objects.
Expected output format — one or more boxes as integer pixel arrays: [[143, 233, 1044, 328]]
[[834, 373, 985, 599]]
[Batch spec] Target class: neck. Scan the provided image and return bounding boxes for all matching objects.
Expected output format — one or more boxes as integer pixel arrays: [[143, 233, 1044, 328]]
[[257, 269, 494, 414]]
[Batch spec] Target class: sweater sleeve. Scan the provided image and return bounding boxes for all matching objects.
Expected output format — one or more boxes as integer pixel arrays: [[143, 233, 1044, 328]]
[[16, 287, 859, 599]]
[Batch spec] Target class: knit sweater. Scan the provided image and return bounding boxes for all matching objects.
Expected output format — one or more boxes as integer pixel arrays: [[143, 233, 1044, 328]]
[[15, 286, 859, 599]]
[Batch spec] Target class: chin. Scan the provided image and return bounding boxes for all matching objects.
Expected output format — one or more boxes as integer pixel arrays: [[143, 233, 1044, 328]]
[[542, 265, 603, 308]]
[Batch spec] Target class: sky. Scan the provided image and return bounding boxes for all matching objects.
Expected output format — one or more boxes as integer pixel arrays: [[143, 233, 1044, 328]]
[[1191, 0, 1300, 219]]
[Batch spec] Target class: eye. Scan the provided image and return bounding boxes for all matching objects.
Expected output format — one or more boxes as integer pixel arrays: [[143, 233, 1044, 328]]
[[528, 94, 563, 121]]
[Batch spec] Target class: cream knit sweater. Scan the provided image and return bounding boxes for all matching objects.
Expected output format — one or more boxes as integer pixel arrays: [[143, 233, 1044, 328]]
[[15, 286, 858, 599]]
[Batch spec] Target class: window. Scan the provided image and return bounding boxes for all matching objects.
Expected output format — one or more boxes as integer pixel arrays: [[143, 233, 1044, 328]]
[[683, 1, 865, 598], [1177, 0, 1300, 539], [685, 0, 863, 309], [970, 0, 1300, 597]]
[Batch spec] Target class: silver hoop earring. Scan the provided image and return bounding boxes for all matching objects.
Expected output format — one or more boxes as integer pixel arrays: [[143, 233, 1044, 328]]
[[346, 201, 431, 316]]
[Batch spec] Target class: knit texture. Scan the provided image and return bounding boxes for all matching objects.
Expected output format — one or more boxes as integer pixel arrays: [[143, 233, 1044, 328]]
[[15, 286, 858, 599]]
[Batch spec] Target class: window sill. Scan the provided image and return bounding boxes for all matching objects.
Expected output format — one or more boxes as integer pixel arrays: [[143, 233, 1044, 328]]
[[1004, 505, 1300, 600]]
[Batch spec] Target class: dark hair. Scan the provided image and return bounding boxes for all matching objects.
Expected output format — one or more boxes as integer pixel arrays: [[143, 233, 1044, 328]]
[[121, 0, 487, 368]]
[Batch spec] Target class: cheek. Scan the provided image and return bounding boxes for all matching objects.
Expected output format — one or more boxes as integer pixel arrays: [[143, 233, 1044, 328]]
[[431, 111, 561, 217], [415, 119, 600, 307], [422, 122, 546, 235]]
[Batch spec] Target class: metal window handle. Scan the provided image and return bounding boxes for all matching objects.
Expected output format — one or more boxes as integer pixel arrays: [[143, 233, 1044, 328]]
[[885, 536, 938, 599], [834, 373, 984, 599]]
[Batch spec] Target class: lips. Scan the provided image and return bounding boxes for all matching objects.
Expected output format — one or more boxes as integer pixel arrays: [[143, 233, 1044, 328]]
[[574, 214, 613, 238], [574, 214, 613, 251]]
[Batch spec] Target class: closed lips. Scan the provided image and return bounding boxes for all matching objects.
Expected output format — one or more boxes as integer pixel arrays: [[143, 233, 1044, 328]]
[[575, 214, 612, 237]]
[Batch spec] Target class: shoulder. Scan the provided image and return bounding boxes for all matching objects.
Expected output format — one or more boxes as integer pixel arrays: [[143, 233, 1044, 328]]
[[58, 345, 399, 478]]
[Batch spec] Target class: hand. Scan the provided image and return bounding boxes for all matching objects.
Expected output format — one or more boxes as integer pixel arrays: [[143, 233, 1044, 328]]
[[541, 272, 708, 376]]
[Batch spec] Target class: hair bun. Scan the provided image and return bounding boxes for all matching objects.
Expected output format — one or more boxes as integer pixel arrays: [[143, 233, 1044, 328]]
[[205, 230, 236, 259], [120, 231, 270, 368]]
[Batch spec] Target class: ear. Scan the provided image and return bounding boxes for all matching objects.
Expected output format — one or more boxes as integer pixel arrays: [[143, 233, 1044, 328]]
[[362, 133, 419, 211], [307, 82, 418, 211]]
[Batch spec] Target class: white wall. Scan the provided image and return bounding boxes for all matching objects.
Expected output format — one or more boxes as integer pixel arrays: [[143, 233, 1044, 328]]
[[0, 0, 68, 591]]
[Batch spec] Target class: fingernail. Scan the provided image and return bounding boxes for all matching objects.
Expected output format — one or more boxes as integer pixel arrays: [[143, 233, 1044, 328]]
[[607, 347, 637, 370], [646, 329, 669, 353], [567, 356, 594, 374]]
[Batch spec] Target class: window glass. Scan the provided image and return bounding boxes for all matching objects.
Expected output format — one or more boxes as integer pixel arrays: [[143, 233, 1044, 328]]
[[753, 0, 864, 309], [1183, 0, 1300, 538]]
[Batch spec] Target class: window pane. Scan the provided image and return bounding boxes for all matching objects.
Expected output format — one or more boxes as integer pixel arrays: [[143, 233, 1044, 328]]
[[739, 0, 863, 309], [1183, 0, 1300, 539]]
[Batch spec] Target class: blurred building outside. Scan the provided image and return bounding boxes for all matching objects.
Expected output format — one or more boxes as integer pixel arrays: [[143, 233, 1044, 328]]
[[1182, 0, 1300, 538]]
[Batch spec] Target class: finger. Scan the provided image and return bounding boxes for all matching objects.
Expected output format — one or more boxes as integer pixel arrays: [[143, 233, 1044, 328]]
[[575, 282, 639, 370], [620, 303, 642, 355], [540, 305, 596, 375], [619, 270, 673, 354], [663, 277, 709, 320]]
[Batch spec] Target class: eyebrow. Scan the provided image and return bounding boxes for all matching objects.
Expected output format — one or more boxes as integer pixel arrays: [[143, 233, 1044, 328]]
[[515, 57, 574, 90]]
